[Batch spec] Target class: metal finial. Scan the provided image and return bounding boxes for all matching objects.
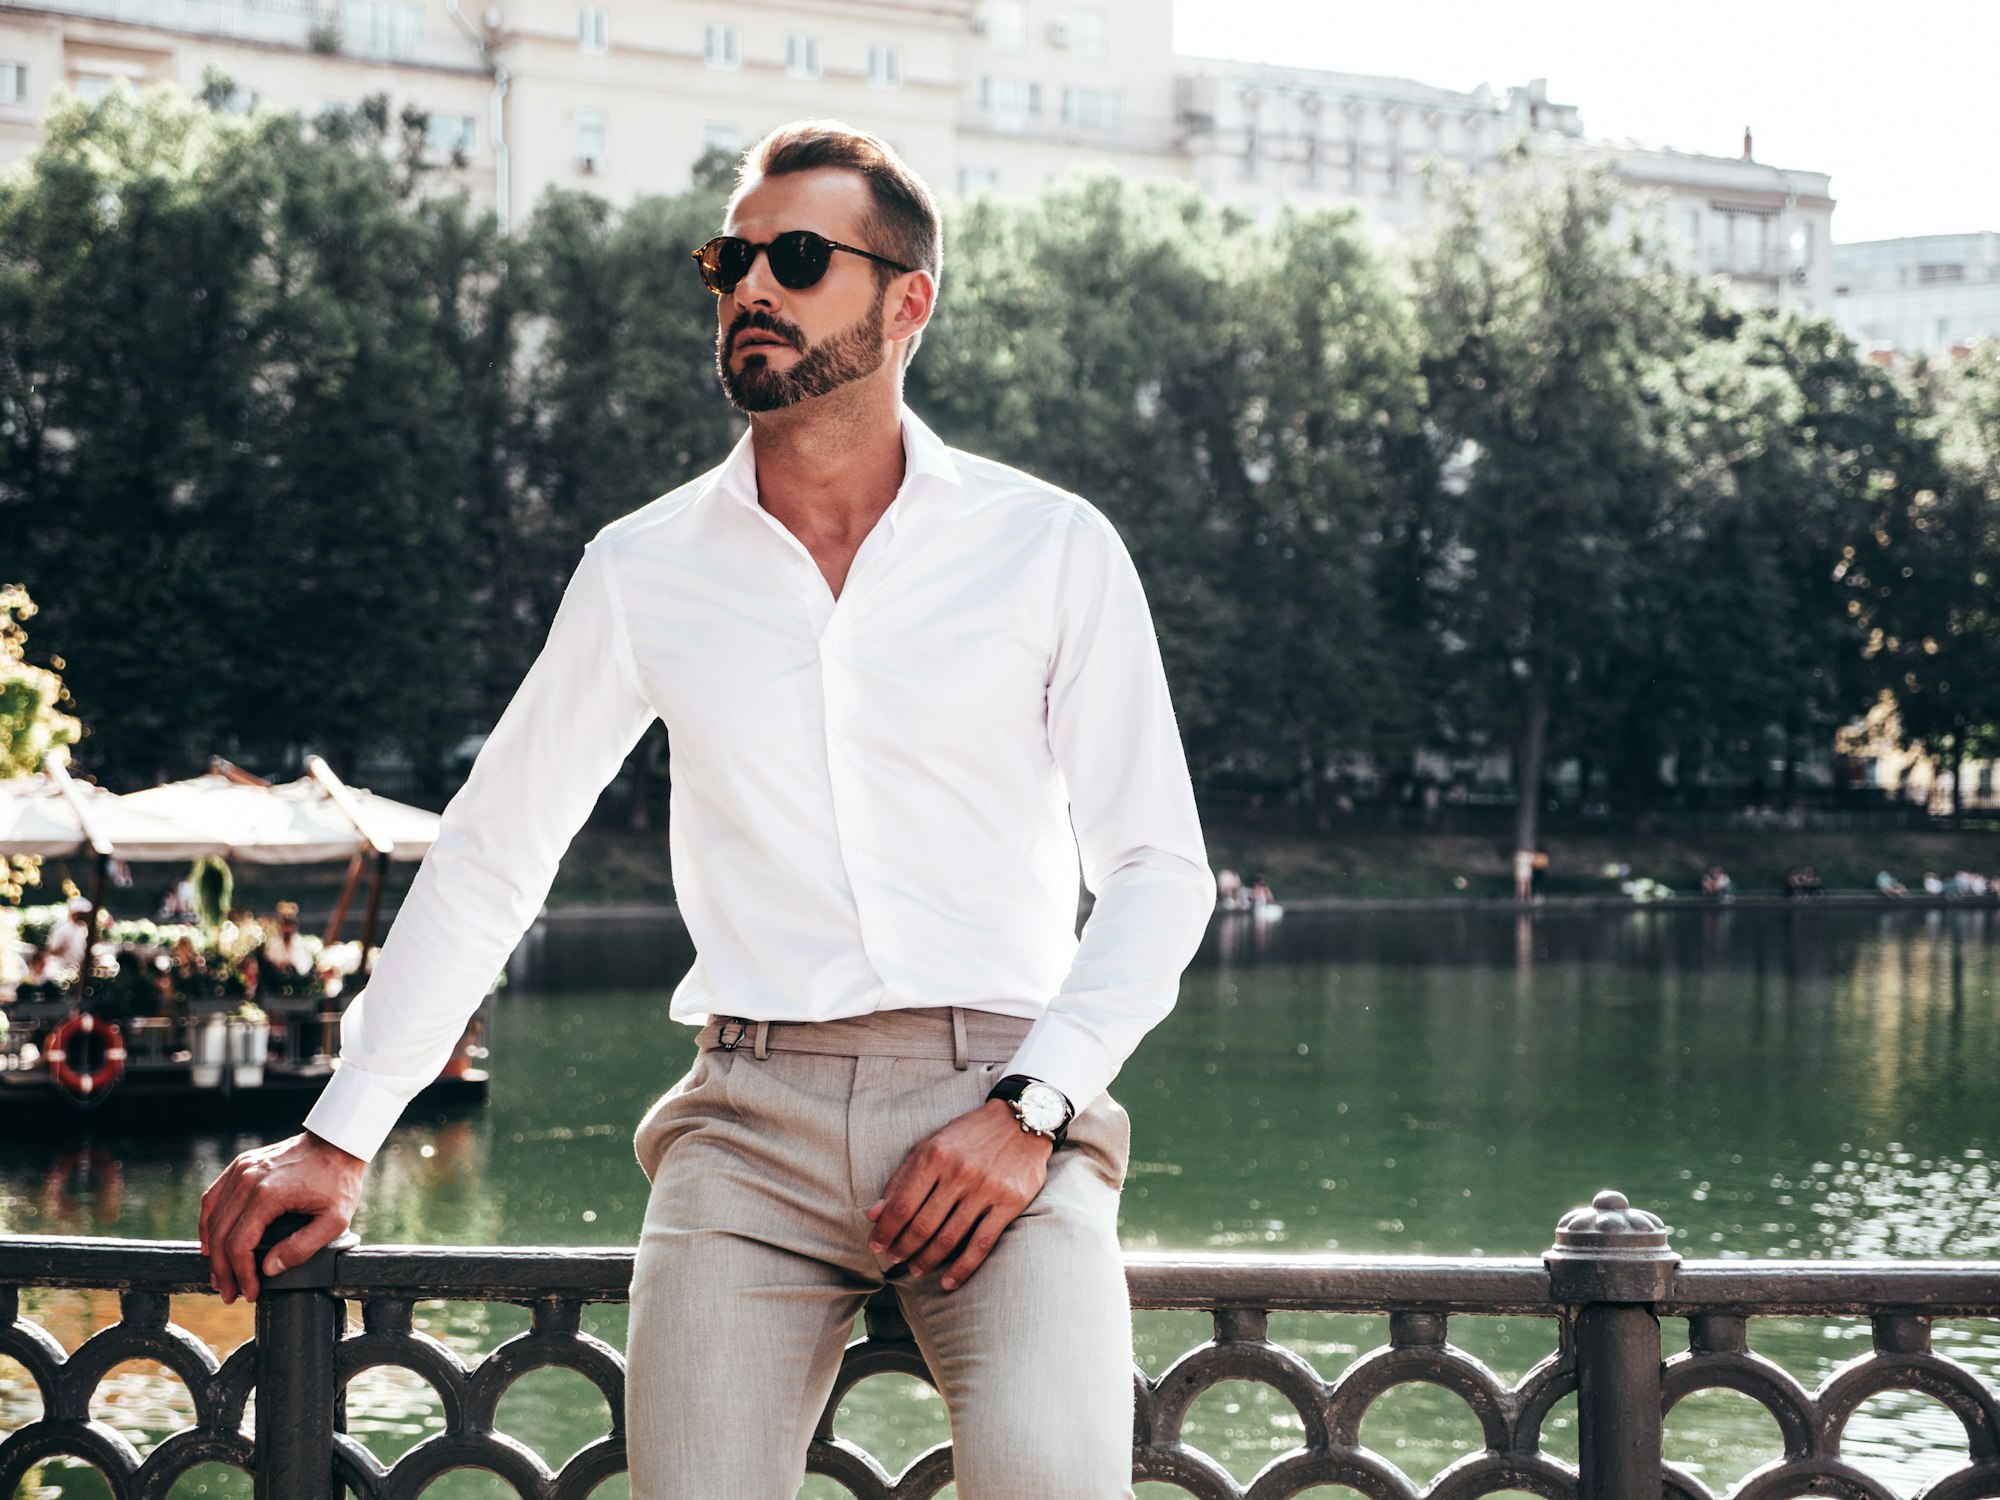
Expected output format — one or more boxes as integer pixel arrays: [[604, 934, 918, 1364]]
[[1552, 1189, 1673, 1256]]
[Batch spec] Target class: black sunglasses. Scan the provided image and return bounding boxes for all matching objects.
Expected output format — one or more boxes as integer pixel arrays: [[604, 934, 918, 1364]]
[[692, 230, 914, 294]]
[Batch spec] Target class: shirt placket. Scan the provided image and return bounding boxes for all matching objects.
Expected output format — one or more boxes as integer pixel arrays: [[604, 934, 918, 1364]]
[[749, 498, 903, 985], [818, 516, 901, 983]]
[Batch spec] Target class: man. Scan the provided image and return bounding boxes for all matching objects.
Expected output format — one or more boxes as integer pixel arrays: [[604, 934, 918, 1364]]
[[259, 900, 312, 976], [198, 119, 1212, 1497], [28, 894, 95, 983]]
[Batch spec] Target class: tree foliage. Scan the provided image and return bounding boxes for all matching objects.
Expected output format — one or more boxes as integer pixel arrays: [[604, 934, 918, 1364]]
[[2, 87, 1993, 829]]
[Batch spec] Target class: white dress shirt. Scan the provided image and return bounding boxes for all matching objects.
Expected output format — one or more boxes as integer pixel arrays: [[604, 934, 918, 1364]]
[[304, 405, 1213, 1162]]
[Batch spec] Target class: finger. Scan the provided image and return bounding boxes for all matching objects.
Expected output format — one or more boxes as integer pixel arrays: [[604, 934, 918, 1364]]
[[907, 1199, 989, 1279], [939, 1199, 1025, 1291], [226, 1196, 289, 1305], [867, 1154, 915, 1223], [205, 1172, 250, 1301], [884, 1180, 954, 1263], [198, 1177, 220, 1257], [870, 1168, 941, 1256], [264, 1208, 348, 1279]]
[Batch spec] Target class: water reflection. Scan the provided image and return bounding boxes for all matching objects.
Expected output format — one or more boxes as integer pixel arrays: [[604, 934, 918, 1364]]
[[3, 907, 1997, 1494]]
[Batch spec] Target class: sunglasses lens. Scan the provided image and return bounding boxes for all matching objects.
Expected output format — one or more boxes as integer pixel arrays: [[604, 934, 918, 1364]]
[[697, 237, 753, 293], [770, 232, 832, 290]]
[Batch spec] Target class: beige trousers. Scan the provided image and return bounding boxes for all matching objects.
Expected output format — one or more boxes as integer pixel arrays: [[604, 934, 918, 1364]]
[[625, 1005, 1136, 1499]]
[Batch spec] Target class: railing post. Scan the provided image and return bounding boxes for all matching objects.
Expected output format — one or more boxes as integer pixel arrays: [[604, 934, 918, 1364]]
[[1545, 1189, 1679, 1500], [253, 1214, 357, 1500]]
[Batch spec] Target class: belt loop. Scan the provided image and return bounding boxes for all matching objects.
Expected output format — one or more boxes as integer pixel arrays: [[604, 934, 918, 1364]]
[[950, 1006, 968, 1070], [754, 1020, 771, 1060]]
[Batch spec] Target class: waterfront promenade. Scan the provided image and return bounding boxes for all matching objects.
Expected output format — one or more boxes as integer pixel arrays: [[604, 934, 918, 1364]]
[[5, 1187, 2000, 1498]]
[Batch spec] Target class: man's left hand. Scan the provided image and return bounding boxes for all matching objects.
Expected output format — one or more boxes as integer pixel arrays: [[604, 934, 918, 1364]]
[[867, 1099, 1055, 1291]]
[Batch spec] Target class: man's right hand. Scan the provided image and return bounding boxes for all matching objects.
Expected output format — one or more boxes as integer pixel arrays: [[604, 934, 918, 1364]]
[[199, 1131, 366, 1304]]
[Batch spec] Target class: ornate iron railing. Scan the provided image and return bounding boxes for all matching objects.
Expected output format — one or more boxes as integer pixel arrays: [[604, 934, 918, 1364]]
[[2, 1188, 1998, 1498]]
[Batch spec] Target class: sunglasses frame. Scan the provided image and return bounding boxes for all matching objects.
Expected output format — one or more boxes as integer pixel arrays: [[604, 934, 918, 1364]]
[[692, 230, 915, 295]]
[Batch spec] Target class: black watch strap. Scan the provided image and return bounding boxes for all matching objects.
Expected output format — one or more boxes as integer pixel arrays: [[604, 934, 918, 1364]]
[[986, 1073, 1073, 1146]]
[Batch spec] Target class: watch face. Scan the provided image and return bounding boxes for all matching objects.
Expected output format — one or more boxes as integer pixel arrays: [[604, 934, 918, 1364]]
[[1017, 1082, 1068, 1133]]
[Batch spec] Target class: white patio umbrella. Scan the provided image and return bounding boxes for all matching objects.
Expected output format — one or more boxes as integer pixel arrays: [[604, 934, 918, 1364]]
[[123, 770, 441, 866], [3, 757, 231, 972], [1, 768, 228, 862], [121, 756, 442, 956]]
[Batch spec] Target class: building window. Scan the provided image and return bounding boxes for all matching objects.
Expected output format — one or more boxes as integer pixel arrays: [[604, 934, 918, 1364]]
[[1790, 223, 1812, 269], [578, 7, 606, 52], [958, 166, 999, 195], [426, 111, 476, 156], [979, 76, 1040, 124], [74, 72, 119, 102], [986, 0, 1025, 49], [1683, 208, 1701, 250], [1061, 85, 1118, 130], [576, 109, 606, 170], [868, 44, 901, 88], [785, 33, 821, 78], [0, 63, 26, 105], [701, 121, 741, 156], [1073, 6, 1106, 58], [346, 0, 423, 60], [704, 24, 740, 69], [216, 83, 258, 114]]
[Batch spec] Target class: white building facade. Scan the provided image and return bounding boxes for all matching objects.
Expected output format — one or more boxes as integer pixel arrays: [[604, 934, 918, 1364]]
[[0, 0, 1836, 307], [1832, 233, 2000, 357]]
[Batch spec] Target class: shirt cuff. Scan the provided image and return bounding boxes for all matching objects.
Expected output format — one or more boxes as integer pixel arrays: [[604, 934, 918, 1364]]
[[1001, 1011, 1118, 1116], [302, 1060, 425, 1163]]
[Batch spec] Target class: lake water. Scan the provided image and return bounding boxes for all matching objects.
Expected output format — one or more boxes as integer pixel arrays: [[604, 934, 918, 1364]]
[[4, 906, 1998, 1497]]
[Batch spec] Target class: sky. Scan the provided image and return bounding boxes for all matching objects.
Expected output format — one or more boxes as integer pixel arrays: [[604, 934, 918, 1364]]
[[1171, 0, 1994, 245]]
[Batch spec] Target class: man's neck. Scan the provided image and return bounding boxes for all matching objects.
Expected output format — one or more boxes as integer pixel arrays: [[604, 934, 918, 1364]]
[[748, 380, 908, 548]]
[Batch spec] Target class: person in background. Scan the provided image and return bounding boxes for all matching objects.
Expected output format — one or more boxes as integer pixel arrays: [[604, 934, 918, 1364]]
[[1249, 874, 1276, 910], [1215, 867, 1247, 910], [28, 895, 96, 984], [1923, 871, 1947, 897], [1700, 865, 1735, 900], [1875, 870, 1909, 899], [158, 874, 196, 923], [260, 901, 312, 977]]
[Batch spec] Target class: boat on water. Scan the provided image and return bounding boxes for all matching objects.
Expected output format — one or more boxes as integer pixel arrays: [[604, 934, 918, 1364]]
[[0, 962, 491, 1131], [1, 753, 491, 1132]]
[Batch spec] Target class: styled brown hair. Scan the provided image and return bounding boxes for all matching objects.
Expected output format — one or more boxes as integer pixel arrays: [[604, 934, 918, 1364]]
[[731, 119, 941, 361]]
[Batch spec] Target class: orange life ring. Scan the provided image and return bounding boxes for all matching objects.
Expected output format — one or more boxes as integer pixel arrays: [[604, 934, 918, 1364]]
[[47, 1013, 127, 1101]]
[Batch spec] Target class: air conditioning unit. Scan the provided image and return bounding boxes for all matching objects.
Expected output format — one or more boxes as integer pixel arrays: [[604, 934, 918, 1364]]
[[1046, 19, 1069, 45]]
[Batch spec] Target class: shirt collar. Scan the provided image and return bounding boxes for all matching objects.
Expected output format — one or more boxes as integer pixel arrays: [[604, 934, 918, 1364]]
[[708, 403, 962, 516]]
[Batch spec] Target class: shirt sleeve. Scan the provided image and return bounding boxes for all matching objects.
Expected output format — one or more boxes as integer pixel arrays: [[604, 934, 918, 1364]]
[[1000, 504, 1214, 1112], [303, 537, 657, 1161]]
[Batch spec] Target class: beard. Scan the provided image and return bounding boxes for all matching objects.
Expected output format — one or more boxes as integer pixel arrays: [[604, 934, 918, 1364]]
[[717, 298, 888, 413]]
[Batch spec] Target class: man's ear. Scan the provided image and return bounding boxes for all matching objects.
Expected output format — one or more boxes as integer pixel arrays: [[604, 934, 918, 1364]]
[[887, 268, 936, 353]]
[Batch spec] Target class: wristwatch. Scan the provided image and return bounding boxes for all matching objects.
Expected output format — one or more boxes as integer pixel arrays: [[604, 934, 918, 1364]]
[[986, 1074, 1073, 1146]]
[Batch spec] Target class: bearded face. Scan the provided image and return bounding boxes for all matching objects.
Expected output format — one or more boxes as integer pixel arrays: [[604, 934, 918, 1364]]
[[717, 295, 889, 413]]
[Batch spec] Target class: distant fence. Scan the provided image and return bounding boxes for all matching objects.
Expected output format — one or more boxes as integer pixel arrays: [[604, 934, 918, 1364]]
[[2, 1188, 1998, 1498]]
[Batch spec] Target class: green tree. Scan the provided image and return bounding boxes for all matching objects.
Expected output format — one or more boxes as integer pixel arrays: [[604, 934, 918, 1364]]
[[0, 81, 507, 787], [1843, 349, 2000, 820], [1413, 155, 1695, 863]]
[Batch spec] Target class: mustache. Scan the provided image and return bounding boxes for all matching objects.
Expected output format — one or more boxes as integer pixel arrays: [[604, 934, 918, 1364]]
[[727, 311, 803, 352]]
